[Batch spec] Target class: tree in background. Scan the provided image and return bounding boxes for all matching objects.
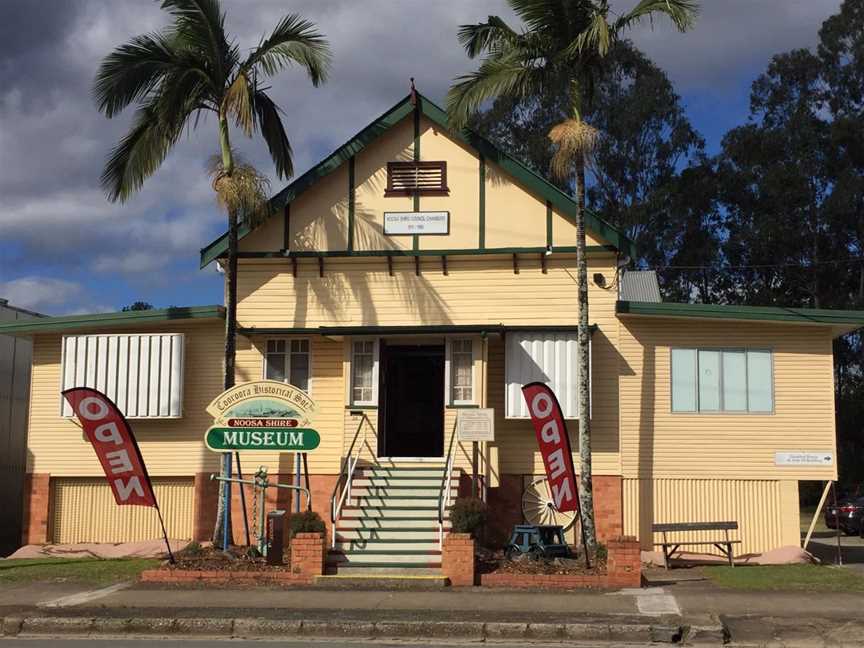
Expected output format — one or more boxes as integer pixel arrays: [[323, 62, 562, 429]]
[[447, 0, 698, 550], [472, 41, 707, 275], [121, 302, 155, 312], [94, 0, 331, 547]]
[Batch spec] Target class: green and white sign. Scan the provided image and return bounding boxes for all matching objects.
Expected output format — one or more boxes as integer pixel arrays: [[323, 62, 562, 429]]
[[204, 380, 320, 454], [205, 427, 320, 452]]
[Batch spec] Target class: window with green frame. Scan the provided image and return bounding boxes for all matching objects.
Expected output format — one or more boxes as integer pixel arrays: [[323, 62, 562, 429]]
[[671, 348, 773, 413]]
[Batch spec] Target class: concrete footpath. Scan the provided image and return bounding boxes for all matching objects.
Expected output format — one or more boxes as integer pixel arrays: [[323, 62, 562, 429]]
[[1, 579, 863, 646]]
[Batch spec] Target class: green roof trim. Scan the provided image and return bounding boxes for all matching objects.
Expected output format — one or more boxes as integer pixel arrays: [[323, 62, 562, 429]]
[[617, 300, 864, 329], [199, 93, 635, 268], [0, 305, 225, 335]]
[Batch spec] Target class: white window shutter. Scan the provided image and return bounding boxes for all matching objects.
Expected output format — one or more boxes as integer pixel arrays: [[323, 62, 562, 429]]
[[61, 333, 185, 418], [505, 331, 589, 419]]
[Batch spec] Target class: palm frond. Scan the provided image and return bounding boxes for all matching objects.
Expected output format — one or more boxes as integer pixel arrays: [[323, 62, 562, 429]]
[[614, 0, 699, 33], [565, 11, 612, 58], [223, 72, 254, 135], [548, 118, 598, 180], [446, 50, 546, 128], [160, 0, 235, 84], [457, 16, 520, 59], [100, 101, 182, 202], [93, 32, 180, 117], [207, 152, 271, 225], [244, 14, 331, 85], [253, 90, 293, 179]]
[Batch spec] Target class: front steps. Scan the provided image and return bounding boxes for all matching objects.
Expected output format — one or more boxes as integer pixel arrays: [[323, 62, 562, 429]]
[[328, 463, 457, 574]]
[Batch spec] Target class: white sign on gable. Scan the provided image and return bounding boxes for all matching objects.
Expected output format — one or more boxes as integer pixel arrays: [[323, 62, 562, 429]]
[[457, 408, 495, 442], [384, 211, 449, 235], [775, 451, 834, 467]]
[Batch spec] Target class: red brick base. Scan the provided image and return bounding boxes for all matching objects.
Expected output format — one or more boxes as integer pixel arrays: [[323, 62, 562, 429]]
[[442, 533, 475, 586], [140, 532, 326, 586], [21, 473, 50, 545], [486, 474, 623, 544]]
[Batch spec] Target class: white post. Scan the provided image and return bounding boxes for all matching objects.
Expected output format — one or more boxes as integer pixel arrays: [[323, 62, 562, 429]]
[[803, 480, 833, 550]]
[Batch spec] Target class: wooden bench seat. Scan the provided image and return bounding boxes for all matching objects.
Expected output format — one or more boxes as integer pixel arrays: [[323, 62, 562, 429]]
[[652, 521, 740, 569]]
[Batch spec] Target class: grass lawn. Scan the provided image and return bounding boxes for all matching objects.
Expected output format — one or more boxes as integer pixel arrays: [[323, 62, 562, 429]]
[[0, 558, 159, 585], [704, 564, 864, 593]]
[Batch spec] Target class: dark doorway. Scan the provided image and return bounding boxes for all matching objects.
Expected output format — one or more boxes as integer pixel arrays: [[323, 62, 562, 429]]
[[379, 343, 445, 458]]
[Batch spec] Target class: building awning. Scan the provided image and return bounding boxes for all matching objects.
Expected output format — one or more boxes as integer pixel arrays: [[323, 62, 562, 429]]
[[239, 324, 596, 337], [617, 300, 864, 337], [0, 305, 226, 336]]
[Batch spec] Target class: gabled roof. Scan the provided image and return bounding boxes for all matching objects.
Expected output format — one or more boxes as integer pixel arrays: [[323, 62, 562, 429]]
[[0, 305, 225, 335], [199, 93, 636, 267], [616, 300, 864, 337]]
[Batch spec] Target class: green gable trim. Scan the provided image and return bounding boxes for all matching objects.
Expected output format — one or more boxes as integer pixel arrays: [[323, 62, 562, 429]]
[[240, 323, 592, 337], [0, 305, 225, 335], [200, 93, 635, 267], [617, 300, 864, 328]]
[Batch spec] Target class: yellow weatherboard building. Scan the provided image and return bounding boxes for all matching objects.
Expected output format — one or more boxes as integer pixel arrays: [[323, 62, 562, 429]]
[[6, 93, 860, 568]]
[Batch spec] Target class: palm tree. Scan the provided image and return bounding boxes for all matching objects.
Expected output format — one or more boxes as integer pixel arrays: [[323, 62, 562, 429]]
[[447, 0, 697, 550], [94, 0, 331, 547]]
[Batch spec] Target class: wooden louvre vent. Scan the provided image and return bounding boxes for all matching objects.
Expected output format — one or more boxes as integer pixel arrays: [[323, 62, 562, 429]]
[[385, 161, 448, 196]]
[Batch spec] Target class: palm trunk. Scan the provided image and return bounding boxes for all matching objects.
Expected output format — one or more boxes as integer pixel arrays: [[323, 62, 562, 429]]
[[213, 115, 236, 548], [575, 155, 597, 551]]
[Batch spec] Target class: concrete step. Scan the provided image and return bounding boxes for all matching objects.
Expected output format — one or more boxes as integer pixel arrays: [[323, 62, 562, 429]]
[[342, 507, 442, 519], [327, 550, 441, 566], [351, 477, 458, 488], [337, 517, 450, 530], [336, 527, 440, 541], [356, 468, 445, 479], [349, 486, 455, 498], [334, 539, 439, 552], [322, 566, 444, 576], [351, 496, 441, 508], [314, 574, 448, 587]]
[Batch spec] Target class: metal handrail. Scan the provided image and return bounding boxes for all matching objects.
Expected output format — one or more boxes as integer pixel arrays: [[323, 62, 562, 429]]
[[437, 419, 458, 549], [330, 413, 371, 547]]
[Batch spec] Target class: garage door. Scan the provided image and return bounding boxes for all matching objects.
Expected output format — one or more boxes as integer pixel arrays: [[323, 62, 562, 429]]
[[51, 477, 194, 544]]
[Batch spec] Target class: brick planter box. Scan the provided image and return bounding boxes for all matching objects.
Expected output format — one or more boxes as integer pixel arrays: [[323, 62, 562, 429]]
[[480, 536, 641, 590], [442, 533, 475, 587], [140, 532, 326, 586]]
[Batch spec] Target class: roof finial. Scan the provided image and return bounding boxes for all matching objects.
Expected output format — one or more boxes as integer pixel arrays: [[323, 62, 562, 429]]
[[409, 77, 417, 105]]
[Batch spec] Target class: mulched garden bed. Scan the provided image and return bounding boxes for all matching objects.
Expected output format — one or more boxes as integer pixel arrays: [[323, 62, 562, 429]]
[[169, 544, 291, 573], [476, 546, 607, 576]]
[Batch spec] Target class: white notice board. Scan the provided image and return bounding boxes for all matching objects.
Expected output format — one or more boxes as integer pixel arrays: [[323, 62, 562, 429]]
[[457, 408, 495, 442]]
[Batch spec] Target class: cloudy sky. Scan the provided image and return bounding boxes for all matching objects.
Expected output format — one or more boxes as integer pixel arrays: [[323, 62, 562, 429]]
[[0, 0, 843, 315]]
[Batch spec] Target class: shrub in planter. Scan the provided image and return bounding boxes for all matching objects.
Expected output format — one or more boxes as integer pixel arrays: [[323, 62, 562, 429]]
[[287, 510, 326, 541], [450, 497, 487, 538]]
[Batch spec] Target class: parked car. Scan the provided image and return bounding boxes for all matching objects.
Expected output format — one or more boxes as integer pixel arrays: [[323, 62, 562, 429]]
[[825, 496, 864, 535]]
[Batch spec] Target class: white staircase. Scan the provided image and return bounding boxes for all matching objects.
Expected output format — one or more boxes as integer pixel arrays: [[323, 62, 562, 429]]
[[327, 463, 459, 573]]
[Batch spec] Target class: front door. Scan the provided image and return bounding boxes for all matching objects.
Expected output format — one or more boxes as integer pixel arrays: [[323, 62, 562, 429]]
[[379, 343, 445, 458]]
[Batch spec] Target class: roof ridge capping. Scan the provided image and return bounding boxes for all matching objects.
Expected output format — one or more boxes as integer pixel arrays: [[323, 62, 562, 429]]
[[199, 92, 635, 267], [0, 304, 225, 335]]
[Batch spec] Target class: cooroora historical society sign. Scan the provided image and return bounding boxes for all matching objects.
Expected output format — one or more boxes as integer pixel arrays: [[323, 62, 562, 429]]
[[204, 380, 320, 453]]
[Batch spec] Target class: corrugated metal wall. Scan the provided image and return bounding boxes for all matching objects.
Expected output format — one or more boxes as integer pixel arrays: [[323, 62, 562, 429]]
[[51, 478, 194, 544], [623, 478, 800, 555], [0, 302, 36, 555], [505, 332, 581, 419], [61, 334, 184, 418]]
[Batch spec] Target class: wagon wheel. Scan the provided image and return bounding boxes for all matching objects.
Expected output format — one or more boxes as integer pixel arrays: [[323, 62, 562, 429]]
[[521, 477, 579, 536]]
